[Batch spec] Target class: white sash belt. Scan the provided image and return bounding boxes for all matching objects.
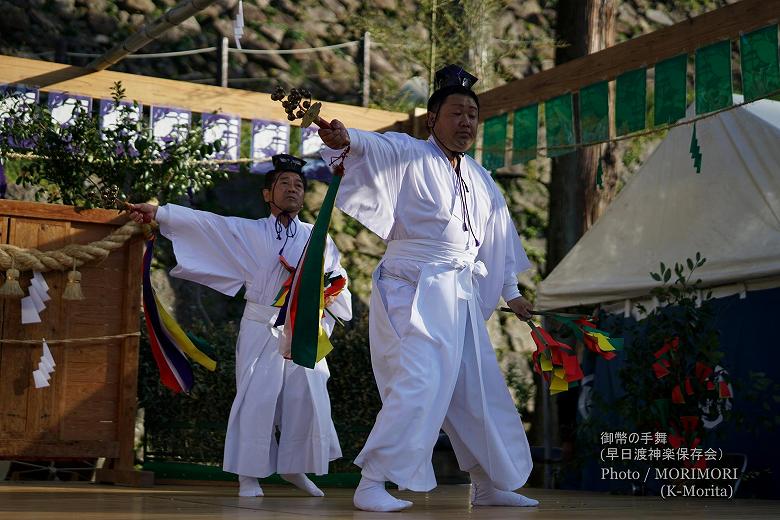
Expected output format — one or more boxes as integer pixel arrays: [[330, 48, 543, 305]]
[[383, 240, 487, 356], [243, 301, 280, 325]]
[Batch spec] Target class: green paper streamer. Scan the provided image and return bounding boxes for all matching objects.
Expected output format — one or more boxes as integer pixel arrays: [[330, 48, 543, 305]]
[[482, 113, 508, 173], [185, 332, 217, 359], [654, 54, 688, 126], [741, 25, 780, 102], [545, 94, 575, 157], [579, 81, 609, 144], [695, 40, 733, 114], [653, 398, 671, 427], [689, 122, 702, 174], [616, 68, 647, 135], [291, 174, 342, 368], [512, 104, 538, 164]]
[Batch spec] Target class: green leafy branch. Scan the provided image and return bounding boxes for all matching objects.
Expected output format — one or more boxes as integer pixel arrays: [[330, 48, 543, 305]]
[[0, 82, 226, 208]]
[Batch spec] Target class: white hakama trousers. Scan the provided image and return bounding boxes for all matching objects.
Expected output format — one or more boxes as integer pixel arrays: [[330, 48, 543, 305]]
[[354, 240, 532, 492], [222, 302, 341, 478]]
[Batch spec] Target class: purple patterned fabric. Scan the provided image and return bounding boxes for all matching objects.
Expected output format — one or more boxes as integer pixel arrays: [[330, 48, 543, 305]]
[[300, 127, 333, 183], [100, 99, 142, 156], [0, 85, 39, 148], [99, 99, 141, 132], [48, 92, 92, 127], [250, 119, 290, 174], [0, 160, 6, 199], [151, 106, 191, 146], [201, 113, 241, 171]]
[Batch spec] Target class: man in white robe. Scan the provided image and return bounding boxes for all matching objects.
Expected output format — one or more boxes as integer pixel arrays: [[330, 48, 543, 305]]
[[319, 65, 538, 512], [128, 154, 352, 498]]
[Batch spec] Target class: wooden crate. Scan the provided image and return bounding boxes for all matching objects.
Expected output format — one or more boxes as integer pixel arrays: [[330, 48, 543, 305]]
[[0, 200, 150, 485]]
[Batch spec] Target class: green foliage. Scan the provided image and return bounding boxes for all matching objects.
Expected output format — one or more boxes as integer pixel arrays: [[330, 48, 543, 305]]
[[351, 0, 508, 101], [326, 308, 382, 471], [138, 317, 238, 463], [137, 302, 381, 471], [502, 357, 535, 417], [0, 82, 225, 208], [618, 253, 728, 441]]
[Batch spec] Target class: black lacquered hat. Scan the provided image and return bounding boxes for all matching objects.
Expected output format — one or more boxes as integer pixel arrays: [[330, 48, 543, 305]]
[[433, 64, 479, 91], [271, 153, 306, 174]]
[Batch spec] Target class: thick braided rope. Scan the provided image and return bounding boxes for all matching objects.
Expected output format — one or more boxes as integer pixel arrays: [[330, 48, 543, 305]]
[[0, 219, 144, 272]]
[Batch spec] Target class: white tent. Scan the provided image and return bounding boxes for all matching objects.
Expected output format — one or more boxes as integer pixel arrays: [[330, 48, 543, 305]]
[[537, 96, 780, 313]]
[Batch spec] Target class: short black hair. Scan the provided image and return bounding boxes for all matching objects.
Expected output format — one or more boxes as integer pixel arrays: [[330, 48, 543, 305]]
[[427, 85, 480, 114], [263, 169, 308, 191]]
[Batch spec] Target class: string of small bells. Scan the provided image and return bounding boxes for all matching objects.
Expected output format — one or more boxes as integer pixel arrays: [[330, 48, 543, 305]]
[[271, 87, 313, 122]]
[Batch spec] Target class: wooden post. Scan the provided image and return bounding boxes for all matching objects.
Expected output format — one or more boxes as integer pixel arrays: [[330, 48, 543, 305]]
[[429, 0, 437, 93], [362, 31, 371, 107], [55, 40, 68, 65], [217, 36, 229, 88]]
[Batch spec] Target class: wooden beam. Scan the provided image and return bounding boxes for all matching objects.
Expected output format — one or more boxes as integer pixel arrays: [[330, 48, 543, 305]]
[[481, 0, 779, 118], [0, 55, 407, 131], [400, 0, 780, 134], [0, 440, 119, 458], [0, 200, 128, 225]]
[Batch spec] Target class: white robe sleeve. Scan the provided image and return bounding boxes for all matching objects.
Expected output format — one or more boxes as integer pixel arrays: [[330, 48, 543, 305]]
[[476, 188, 532, 319], [156, 204, 259, 297], [321, 234, 352, 336], [320, 129, 417, 240]]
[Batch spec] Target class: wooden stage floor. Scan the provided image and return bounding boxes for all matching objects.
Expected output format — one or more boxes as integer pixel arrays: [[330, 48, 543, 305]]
[[1, 482, 778, 519]]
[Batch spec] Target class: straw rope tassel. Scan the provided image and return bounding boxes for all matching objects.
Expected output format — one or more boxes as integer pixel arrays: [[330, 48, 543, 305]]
[[62, 261, 84, 301], [0, 258, 24, 298]]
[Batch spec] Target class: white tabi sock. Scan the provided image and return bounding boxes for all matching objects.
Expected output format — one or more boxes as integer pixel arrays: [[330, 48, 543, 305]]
[[353, 476, 413, 512], [469, 466, 539, 507], [280, 473, 325, 497], [238, 475, 264, 497]]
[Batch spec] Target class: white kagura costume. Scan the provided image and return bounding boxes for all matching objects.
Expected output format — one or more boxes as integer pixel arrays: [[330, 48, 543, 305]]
[[322, 130, 532, 492], [156, 204, 352, 477]]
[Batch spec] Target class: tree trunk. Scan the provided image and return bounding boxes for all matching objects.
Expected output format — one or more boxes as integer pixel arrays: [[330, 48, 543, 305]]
[[534, 0, 616, 485], [547, 0, 616, 274]]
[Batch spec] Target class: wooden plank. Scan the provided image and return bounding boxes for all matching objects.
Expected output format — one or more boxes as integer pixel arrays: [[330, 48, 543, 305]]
[[0, 216, 7, 434], [3, 485, 780, 519], [94, 468, 154, 487], [0, 439, 119, 458], [0, 345, 30, 437], [64, 344, 119, 365], [400, 0, 780, 133], [61, 381, 118, 422], [0, 200, 126, 225], [0, 55, 408, 131], [0, 218, 68, 438], [61, 393, 117, 421], [115, 235, 143, 471], [24, 221, 70, 441], [66, 361, 119, 385], [0, 201, 142, 464], [61, 419, 118, 442]]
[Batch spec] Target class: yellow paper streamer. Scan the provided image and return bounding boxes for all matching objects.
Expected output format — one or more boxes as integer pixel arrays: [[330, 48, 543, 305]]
[[314, 274, 333, 363], [550, 375, 569, 394], [594, 333, 616, 352], [156, 300, 217, 371]]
